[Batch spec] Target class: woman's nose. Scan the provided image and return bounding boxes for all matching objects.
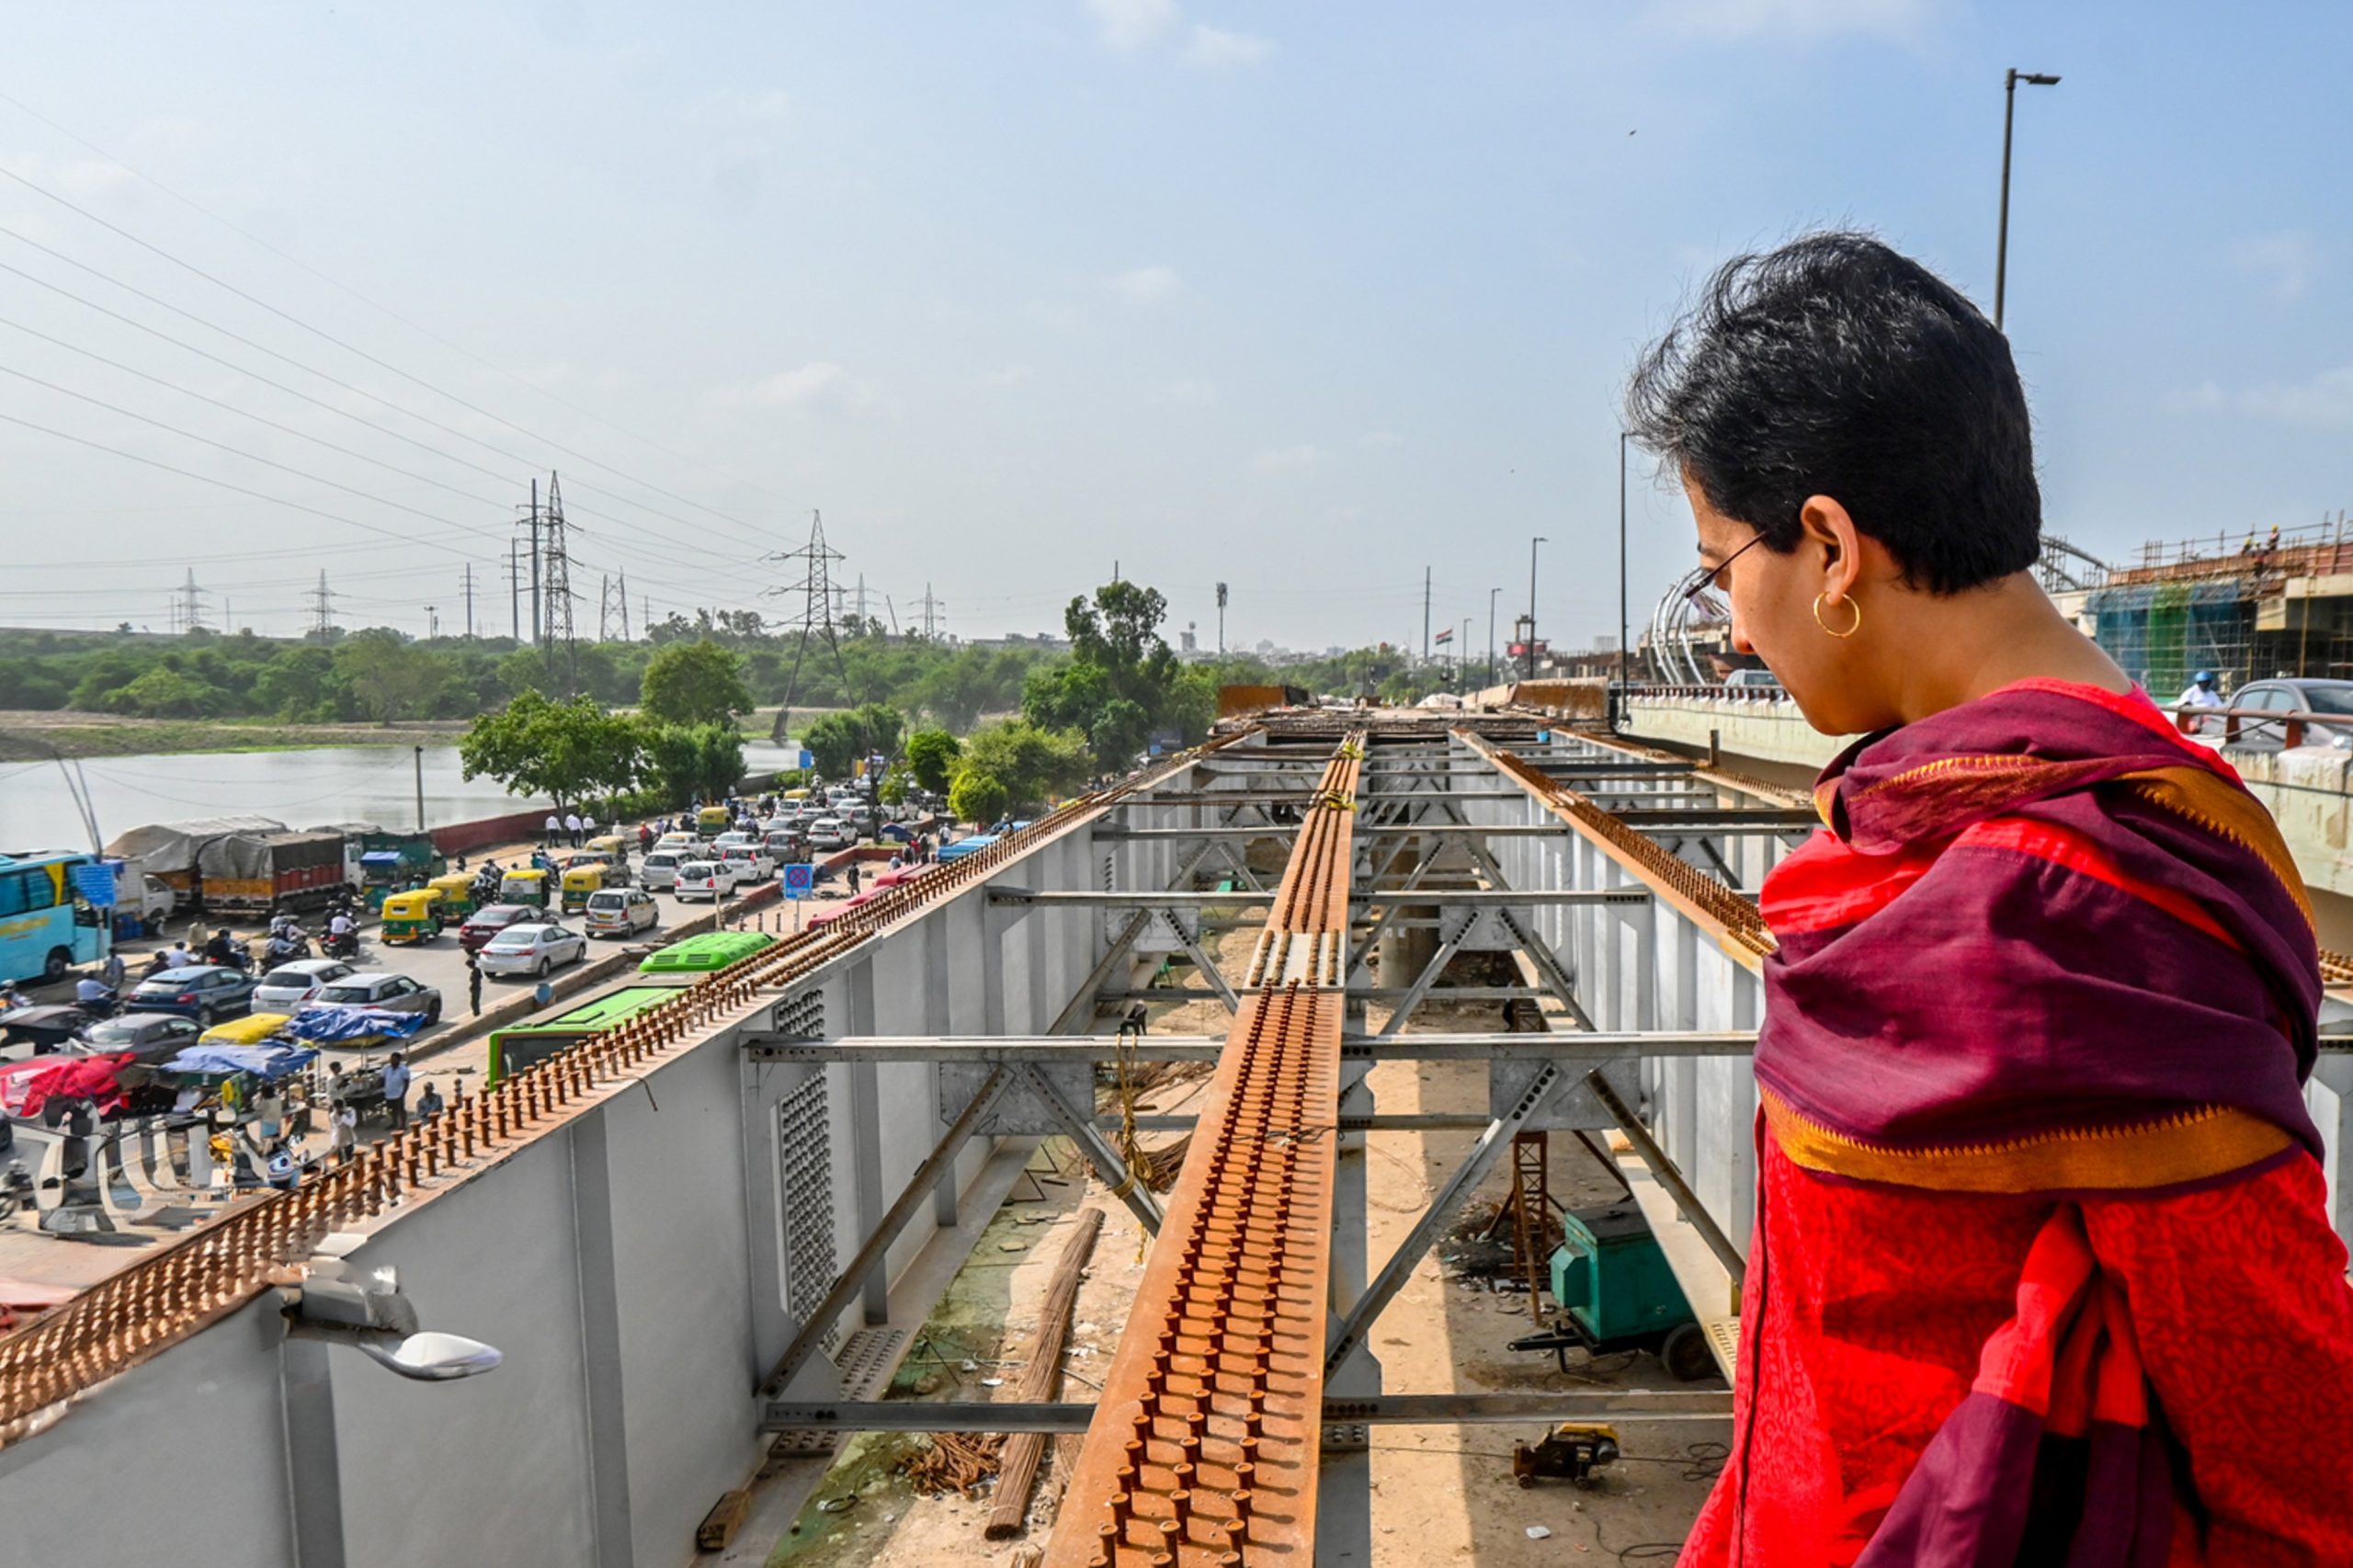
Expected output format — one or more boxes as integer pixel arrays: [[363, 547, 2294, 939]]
[[1728, 609, 1756, 656]]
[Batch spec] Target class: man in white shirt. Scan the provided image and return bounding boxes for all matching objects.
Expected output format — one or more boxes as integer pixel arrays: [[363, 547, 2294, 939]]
[[2176, 669, 2225, 733], [380, 1052, 411, 1131], [564, 811, 583, 848], [544, 812, 562, 847]]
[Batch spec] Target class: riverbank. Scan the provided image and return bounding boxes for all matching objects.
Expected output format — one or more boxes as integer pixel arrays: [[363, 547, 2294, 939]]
[[0, 710, 467, 761]]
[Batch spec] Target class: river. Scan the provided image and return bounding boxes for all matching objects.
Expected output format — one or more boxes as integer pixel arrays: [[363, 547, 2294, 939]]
[[0, 741, 808, 853]]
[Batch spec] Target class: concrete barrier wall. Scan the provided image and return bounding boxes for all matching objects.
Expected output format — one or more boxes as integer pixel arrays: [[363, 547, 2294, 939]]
[[0, 814, 1120, 1568]]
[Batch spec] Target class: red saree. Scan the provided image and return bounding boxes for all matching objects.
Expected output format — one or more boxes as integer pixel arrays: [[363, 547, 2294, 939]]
[[1678, 679, 2353, 1565]]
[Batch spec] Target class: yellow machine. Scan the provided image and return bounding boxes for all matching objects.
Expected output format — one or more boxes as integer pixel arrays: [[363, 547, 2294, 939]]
[[560, 864, 605, 914], [380, 888, 445, 944]]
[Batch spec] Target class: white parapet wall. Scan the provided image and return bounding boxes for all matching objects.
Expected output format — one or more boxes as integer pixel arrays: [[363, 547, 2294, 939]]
[[1621, 693, 1848, 773]]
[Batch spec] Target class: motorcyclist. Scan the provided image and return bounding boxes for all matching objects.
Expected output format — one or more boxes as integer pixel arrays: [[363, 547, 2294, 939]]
[[325, 906, 358, 960], [73, 972, 117, 1017], [203, 927, 237, 966]]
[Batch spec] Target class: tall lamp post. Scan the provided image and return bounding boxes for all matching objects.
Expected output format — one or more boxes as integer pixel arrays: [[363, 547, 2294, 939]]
[[1525, 537, 1547, 679], [1487, 587, 1501, 687], [1995, 68, 2061, 330], [1617, 431, 1631, 709]]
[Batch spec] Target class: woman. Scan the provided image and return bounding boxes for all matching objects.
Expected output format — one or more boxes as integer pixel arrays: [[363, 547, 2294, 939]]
[[1627, 233, 2353, 1563]]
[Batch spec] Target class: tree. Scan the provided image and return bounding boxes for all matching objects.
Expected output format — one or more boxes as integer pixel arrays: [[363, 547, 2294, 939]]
[[640, 720, 746, 808], [335, 630, 447, 722], [959, 719, 1090, 809], [1022, 578, 1210, 769], [641, 640, 755, 729], [904, 727, 961, 793], [802, 702, 906, 778], [460, 692, 642, 811], [949, 768, 1008, 826]]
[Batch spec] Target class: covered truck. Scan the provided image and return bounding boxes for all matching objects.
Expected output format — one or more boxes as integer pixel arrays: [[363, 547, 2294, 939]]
[[103, 818, 349, 916]]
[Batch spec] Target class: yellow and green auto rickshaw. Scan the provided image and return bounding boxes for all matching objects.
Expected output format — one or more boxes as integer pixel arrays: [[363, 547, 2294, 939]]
[[427, 872, 477, 921], [696, 805, 732, 839], [559, 864, 605, 915], [500, 867, 551, 908], [585, 834, 632, 861], [381, 888, 445, 944]]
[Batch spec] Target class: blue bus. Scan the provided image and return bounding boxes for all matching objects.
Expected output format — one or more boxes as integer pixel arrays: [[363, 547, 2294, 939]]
[[0, 851, 113, 985]]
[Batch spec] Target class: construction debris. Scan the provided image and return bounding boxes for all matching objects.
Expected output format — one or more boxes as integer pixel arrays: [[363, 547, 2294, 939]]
[[900, 1430, 1003, 1496]]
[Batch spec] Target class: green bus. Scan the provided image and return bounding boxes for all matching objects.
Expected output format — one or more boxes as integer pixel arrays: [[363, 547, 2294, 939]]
[[486, 983, 686, 1084], [638, 929, 778, 976]]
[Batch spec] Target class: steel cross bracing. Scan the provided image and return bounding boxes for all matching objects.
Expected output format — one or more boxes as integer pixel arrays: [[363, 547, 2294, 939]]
[[1045, 735, 1365, 1568]]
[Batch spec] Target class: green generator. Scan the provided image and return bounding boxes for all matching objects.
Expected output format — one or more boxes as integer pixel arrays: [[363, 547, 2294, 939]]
[[1510, 1202, 1711, 1381]]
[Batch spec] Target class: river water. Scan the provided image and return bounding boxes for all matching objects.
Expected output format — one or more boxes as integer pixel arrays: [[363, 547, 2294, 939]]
[[0, 742, 807, 854]]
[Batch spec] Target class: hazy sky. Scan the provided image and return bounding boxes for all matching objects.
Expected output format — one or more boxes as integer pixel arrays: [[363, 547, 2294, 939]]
[[2, 1, 2347, 655]]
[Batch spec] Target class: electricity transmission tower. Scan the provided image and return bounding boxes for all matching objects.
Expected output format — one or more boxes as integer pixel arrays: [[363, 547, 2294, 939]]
[[307, 572, 335, 642], [540, 472, 578, 695], [765, 508, 857, 725], [598, 573, 632, 642], [172, 570, 209, 634], [914, 583, 947, 641]]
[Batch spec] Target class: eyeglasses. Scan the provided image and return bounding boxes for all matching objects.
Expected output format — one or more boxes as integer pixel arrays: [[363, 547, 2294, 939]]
[[1678, 531, 1767, 605]]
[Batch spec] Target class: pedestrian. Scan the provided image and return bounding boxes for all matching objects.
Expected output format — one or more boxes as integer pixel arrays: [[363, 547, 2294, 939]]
[[380, 1052, 411, 1131], [638, 822, 654, 853], [564, 810, 583, 848], [544, 812, 561, 848], [582, 810, 598, 841], [325, 1061, 347, 1108], [255, 1082, 285, 1143], [467, 953, 483, 1017], [100, 949, 124, 993], [533, 977, 553, 1011], [415, 1080, 445, 1120], [846, 861, 862, 896], [328, 1100, 358, 1163]]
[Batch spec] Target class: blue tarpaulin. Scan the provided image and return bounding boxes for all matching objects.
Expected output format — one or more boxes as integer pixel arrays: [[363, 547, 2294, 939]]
[[161, 1043, 320, 1079], [282, 1006, 428, 1043]]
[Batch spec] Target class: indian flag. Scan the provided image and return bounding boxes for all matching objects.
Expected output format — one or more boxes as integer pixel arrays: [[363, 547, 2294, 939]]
[[1433, 627, 1453, 644]]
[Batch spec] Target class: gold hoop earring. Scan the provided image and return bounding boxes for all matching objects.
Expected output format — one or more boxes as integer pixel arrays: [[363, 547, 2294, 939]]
[[1812, 593, 1862, 639]]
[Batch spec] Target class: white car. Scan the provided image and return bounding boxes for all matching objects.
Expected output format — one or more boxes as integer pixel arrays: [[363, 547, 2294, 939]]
[[585, 887, 660, 937], [717, 844, 774, 881], [806, 817, 855, 852], [672, 860, 742, 903], [305, 971, 443, 1024], [654, 832, 699, 855], [638, 850, 686, 892], [475, 922, 590, 978], [252, 959, 356, 1011], [711, 832, 760, 855]]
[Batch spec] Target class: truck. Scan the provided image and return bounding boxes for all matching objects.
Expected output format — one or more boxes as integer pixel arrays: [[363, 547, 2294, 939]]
[[192, 830, 349, 916]]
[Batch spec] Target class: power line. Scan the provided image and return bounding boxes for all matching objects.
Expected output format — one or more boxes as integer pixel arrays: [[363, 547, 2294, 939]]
[[0, 165, 785, 541]]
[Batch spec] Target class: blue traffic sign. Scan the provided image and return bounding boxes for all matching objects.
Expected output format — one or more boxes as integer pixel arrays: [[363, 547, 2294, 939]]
[[781, 863, 814, 900], [71, 863, 118, 907]]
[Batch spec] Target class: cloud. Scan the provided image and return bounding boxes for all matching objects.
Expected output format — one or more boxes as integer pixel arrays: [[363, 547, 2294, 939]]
[[1086, 0, 1178, 51], [722, 361, 873, 415], [1168, 378, 1219, 406], [2173, 367, 2353, 427], [1023, 299, 1090, 332], [1183, 25, 1273, 68], [1107, 265, 1182, 304], [2232, 231, 2317, 301], [1640, 0, 1932, 43], [1358, 430, 1404, 449], [703, 86, 791, 123], [1254, 443, 1329, 474]]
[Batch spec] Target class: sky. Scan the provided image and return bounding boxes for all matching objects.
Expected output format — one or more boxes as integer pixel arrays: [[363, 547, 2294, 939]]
[[0, 0, 2347, 657]]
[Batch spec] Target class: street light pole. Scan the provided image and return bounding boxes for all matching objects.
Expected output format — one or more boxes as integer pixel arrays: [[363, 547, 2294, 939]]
[[1617, 431, 1630, 707], [1525, 537, 1547, 680], [1995, 68, 2061, 331], [1487, 587, 1501, 688]]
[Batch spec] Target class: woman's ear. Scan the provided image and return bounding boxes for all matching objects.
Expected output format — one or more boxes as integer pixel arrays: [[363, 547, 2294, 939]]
[[1798, 494, 1863, 601]]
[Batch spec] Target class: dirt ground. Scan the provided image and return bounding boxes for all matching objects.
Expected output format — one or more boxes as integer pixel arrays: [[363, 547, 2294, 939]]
[[764, 925, 1727, 1565]]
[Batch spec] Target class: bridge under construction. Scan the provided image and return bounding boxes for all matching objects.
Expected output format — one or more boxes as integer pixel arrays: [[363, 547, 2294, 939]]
[[2, 705, 2344, 1566]]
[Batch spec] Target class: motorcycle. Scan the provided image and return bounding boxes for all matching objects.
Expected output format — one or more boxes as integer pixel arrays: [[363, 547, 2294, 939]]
[[323, 927, 362, 961]]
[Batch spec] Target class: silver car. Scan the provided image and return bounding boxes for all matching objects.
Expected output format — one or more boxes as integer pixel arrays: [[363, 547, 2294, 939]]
[[253, 959, 357, 1011], [639, 850, 686, 892], [476, 922, 590, 977], [306, 971, 443, 1025]]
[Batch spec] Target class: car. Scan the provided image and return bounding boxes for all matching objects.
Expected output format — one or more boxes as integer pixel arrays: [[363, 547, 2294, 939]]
[[71, 1011, 203, 1064], [806, 817, 855, 852], [1721, 668, 1783, 691], [672, 860, 741, 903], [763, 828, 810, 864], [305, 971, 443, 1024], [459, 903, 536, 954], [716, 844, 775, 880], [124, 964, 260, 1026], [711, 832, 760, 855], [585, 888, 660, 937], [476, 922, 590, 978], [654, 831, 699, 855], [252, 959, 357, 1011], [638, 850, 687, 892], [2204, 677, 2353, 751]]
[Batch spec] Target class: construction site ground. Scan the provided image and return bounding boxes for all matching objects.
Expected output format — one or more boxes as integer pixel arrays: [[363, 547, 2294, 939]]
[[765, 925, 1727, 1565]]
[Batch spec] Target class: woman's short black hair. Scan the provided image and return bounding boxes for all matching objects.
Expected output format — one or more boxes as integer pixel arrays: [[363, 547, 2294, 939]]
[[1625, 231, 2041, 596]]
